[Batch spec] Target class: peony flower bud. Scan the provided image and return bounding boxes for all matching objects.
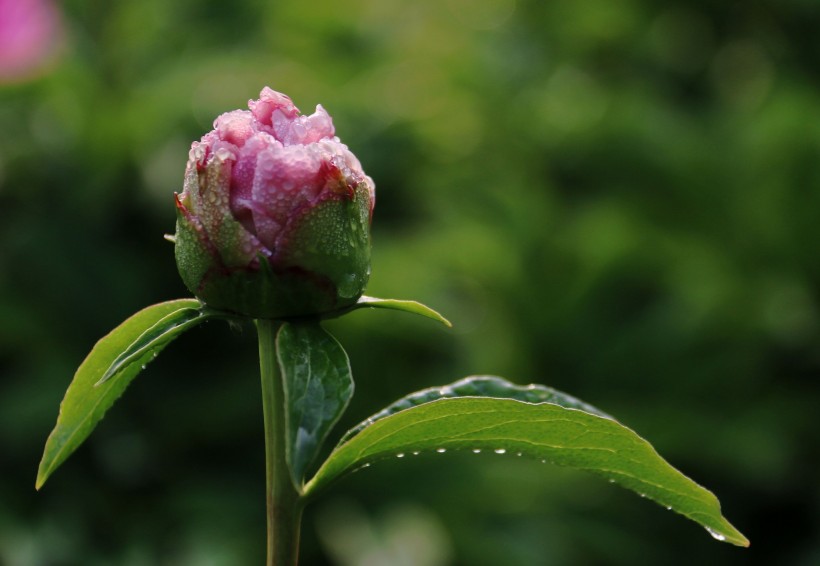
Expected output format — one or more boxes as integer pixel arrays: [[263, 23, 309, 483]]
[[174, 87, 375, 319]]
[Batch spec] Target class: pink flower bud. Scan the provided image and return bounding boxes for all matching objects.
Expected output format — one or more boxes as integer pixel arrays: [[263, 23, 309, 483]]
[[174, 87, 375, 319]]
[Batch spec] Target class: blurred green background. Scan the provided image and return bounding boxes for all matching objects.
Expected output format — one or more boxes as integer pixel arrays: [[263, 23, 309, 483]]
[[2, 0, 819, 564]]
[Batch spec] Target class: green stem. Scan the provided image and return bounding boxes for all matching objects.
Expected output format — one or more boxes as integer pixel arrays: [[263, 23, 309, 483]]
[[257, 319, 303, 566]]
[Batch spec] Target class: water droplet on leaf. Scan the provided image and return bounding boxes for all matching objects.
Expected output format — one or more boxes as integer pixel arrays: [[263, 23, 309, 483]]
[[705, 527, 726, 541]]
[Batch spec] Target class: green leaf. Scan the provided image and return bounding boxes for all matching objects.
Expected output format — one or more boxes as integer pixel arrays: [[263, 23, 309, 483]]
[[37, 299, 211, 489], [334, 296, 452, 327], [305, 390, 748, 547], [276, 321, 354, 488], [339, 375, 611, 443], [97, 303, 219, 384]]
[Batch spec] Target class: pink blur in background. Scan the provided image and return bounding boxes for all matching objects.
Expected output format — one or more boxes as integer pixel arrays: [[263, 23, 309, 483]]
[[0, 0, 63, 83]]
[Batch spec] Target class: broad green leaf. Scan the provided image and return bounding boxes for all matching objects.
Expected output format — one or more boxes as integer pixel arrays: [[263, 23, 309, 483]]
[[37, 299, 210, 489], [305, 395, 748, 547], [332, 296, 452, 327], [276, 322, 354, 488], [340, 375, 611, 443]]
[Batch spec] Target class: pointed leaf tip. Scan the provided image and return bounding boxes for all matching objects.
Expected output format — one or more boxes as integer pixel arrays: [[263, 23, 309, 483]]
[[36, 299, 210, 488], [306, 383, 748, 547], [344, 296, 452, 327]]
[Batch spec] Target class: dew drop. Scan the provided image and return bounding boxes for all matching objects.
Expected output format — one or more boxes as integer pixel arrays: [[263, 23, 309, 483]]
[[705, 527, 726, 542], [608, 479, 615, 484], [396, 453, 405, 458], [494, 449, 507, 454], [436, 448, 447, 453], [516, 452, 523, 457], [141, 365, 146, 370], [665, 506, 672, 511], [337, 273, 360, 299], [352, 463, 372, 474], [472, 449, 482, 454], [412, 451, 420, 456]]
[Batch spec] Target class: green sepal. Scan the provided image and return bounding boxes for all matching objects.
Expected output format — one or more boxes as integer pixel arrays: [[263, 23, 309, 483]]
[[175, 174, 373, 320], [279, 183, 372, 305]]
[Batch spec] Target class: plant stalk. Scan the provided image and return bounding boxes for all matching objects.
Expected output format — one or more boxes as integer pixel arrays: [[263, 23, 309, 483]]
[[257, 319, 303, 566]]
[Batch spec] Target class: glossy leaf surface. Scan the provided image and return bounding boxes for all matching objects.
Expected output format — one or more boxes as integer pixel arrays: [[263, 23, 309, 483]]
[[276, 322, 354, 488], [37, 299, 209, 489], [306, 391, 748, 547], [340, 375, 611, 443]]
